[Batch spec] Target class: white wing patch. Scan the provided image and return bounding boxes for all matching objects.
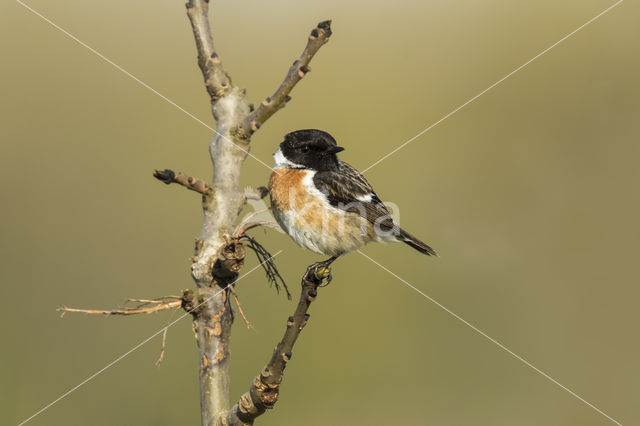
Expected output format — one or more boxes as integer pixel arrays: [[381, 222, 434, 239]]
[[356, 193, 373, 202]]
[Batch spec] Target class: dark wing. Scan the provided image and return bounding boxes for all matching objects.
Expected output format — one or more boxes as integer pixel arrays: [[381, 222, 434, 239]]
[[313, 161, 396, 232]]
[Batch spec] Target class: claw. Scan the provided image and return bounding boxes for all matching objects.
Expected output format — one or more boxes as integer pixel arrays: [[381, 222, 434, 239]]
[[314, 265, 331, 280], [303, 256, 337, 287]]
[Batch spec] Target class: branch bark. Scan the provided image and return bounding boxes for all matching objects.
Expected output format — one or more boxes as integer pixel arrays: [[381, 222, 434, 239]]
[[222, 266, 329, 425], [183, 2, 251, 422], [186, 0, 232, 104]]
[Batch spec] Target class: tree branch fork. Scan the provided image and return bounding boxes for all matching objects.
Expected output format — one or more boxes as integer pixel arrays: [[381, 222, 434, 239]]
[[61, 4, 333, 425]]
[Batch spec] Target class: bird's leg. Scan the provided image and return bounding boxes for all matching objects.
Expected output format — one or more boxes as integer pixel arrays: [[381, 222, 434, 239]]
[[303, 256, 337, 286]]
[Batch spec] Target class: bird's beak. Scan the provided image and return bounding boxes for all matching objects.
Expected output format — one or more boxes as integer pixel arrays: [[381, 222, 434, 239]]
[[328, 146, 345, 154]]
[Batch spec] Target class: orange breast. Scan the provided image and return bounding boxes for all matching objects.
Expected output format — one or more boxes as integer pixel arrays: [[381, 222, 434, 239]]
[[269, 168, 309, 211], [268, 167, 376, 255]]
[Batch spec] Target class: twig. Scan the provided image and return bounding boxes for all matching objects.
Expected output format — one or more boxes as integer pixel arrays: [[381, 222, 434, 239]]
[[229, 286, 253, 329], [125, 297, 182, 304], [238, 20, 332, 137], [222, 263, 331, 424], [156, 307, 181, 367], [233, 209, 269, 234], [186, 0, 232, 103], [233, 220, 281, 239], [244, 186, 269, 201], [156, 326, 170, 366], [153, 169, 210, 194], [58, 300, 182, 317]]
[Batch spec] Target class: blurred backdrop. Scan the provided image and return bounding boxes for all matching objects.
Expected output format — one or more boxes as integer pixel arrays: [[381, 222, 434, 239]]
[[2, 0, 639, 425]]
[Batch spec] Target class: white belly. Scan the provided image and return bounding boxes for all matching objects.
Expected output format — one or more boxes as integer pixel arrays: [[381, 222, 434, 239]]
[[272, 207, 372, 256]]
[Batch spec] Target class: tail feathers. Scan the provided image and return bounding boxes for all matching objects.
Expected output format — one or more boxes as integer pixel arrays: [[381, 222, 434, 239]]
[[397, 228, 437, 256]]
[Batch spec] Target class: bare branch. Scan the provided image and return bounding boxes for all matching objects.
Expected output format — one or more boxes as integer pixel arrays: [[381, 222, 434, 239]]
[[156, 306, 182, 367], [230, 287, 253, 330], [182, 2, 252, 422], [58, 300, 181, 316], [239, 20, 332, 137], [55, 2, 336, 424], [154, 168, 210, 194], [124, 296, 183, 305], [186, 0, 233, 103], [156, 325, 170, 366], [222, 264, 330, 424], [171, 7, 333, 425], [244, 186, 269, 201], [233, 221, 281, 239]]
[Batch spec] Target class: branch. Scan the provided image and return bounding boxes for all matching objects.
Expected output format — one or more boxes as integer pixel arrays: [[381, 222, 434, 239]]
[[183, 2, 253, 423], [244, 186, 268, 201], [154, 169, 210, 194], [229, 286, 253, 329], [56, 2, 334, 424], [57, 296, 184, 365], [180, 5, 334, 425], [222, 264, 331, 425], [186, 0, 233, 103], [238, 20, 332, 137], [57, 298, 182, 316]]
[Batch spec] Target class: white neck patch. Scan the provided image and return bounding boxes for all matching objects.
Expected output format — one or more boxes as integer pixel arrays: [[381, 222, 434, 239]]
[[273, 148, 305, 169]]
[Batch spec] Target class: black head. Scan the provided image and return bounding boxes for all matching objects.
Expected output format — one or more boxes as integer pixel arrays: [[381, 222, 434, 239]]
[[275, 129, 344, 171]]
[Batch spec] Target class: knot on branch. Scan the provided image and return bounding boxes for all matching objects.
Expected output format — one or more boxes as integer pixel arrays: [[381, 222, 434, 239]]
[[212, 240, 246, 286], [204, 229, 289, 299], [310, 20, 332, 41], [253, 374, 280, 407], [181, 289, 196, 313]]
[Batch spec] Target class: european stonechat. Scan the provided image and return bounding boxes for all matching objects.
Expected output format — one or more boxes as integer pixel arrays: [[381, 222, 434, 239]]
[[269, 129, 436, 271]]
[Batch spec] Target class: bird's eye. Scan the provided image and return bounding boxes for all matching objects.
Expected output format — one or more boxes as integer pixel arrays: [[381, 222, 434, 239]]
[[299, 146, 310, 153]]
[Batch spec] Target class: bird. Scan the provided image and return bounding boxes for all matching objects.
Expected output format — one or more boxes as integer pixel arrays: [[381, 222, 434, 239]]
[[268, 129, 436, 276]]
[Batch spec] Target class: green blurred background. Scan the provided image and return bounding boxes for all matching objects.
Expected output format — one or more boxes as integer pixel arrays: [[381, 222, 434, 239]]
[[2, 0, 639, 425]]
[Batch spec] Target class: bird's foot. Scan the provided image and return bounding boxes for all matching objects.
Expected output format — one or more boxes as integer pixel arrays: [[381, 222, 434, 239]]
[[303, 257, 336, 287]]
